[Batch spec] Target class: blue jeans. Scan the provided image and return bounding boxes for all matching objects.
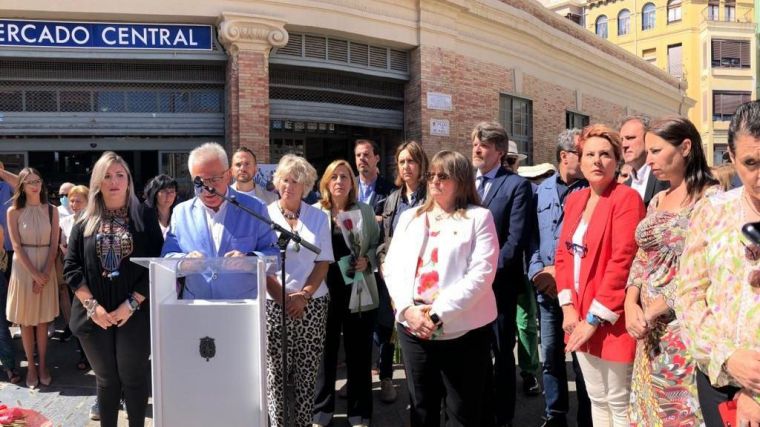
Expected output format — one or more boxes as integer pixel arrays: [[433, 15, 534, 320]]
[[537, 292, 568, 421], [0, 276, 16, 370], [537, 292, 592, 425]]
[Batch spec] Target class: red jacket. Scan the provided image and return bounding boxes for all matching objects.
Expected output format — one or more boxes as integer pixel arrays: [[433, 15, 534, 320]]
[[555, 182, 644, 363]]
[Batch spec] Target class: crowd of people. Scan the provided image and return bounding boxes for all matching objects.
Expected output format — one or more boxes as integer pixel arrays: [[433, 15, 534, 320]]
[[0, 101, 759, 427]]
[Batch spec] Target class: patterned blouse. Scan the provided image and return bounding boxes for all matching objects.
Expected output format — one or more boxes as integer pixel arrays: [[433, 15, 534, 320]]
[[676, 188, 760, 405]]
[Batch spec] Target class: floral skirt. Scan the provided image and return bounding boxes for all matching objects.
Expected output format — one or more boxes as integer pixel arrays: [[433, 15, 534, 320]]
[[628, 321, 704, 427]]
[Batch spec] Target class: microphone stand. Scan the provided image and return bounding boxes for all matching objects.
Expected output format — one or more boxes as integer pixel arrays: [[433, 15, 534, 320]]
[[194, 178, 320, 427]]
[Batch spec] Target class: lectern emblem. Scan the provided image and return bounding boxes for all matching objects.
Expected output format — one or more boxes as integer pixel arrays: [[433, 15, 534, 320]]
[[199, 337, 216, 361]]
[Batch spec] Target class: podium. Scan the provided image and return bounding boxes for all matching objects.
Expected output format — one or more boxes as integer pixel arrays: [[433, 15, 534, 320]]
[[132, 257, 273, 427]]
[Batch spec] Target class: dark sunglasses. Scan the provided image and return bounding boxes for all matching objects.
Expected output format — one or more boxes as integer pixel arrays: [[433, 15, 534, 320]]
[[565, 241, 588, 258], [426, 172, 450, 181], [506, 157, 517, 166]]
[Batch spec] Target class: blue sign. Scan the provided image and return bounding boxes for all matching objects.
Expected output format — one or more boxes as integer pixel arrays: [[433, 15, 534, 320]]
[[0, 19, 213, 50]]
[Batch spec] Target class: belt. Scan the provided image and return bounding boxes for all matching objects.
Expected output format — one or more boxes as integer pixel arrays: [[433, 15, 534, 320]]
[[22, 243, 50, 248]]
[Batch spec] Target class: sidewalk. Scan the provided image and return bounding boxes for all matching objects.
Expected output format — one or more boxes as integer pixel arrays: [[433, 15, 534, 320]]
[[0, 325, 577, 426]]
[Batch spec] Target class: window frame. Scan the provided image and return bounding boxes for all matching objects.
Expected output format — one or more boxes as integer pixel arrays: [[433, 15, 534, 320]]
[[642, 3, 656, 30], [595, 15, 609, 39], [566, 111, 590, 130], [667, 0, 682, 23], [712, 91, 752, 121], [618, 9, 631, 36], [499, 94, 534, 164]]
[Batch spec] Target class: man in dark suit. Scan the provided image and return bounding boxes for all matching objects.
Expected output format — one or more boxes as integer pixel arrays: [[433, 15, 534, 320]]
[[620, 115, 669, 207], [472, 122, 533, 427], [354, 139, 398, 403]]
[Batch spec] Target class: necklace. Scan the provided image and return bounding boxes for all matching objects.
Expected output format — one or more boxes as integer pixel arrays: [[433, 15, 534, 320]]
[[279, 204, 300, 220]]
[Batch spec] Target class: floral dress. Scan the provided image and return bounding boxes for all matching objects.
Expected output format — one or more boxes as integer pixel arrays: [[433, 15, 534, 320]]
[[627, 191, 711, 427]]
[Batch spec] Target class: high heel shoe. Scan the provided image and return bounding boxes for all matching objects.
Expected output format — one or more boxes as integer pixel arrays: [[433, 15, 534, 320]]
[[26, 373, 39, 389], [39, 374, 52, 387]]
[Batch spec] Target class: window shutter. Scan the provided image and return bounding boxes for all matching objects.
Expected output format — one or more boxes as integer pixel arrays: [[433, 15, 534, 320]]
[[740, 41, 751, 67], [712, 39, 721, 62], [668, 44, 683, 78]]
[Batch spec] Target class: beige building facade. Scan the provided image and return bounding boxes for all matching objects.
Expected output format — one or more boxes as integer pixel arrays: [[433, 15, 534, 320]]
[[0, 0, 688, 192]]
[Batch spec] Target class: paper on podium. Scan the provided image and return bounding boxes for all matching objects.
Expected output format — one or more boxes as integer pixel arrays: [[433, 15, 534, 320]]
[[132, 256, 273, 427]]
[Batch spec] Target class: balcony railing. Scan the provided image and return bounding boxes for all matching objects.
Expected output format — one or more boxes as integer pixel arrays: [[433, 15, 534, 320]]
[[701, 6, 753, 24]]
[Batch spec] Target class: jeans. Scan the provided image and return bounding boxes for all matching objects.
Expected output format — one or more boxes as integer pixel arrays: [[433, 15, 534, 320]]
[[537, 292, 593, 426], [0, 276, 15, 370]]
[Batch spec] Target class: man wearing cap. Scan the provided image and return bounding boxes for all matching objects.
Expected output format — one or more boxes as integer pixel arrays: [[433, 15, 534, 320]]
[[528, 129, 592, 427], [471, 122, 533, 427]]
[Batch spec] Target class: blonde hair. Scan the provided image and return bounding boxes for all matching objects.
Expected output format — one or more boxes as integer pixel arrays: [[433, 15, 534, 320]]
[[712, 163, 737, 191], [68, 185, 89, 201], [318, 160, 358, 209], [273, 154, 318, 199], [80, 152, 143, 237], [417, 150, 479, 217]]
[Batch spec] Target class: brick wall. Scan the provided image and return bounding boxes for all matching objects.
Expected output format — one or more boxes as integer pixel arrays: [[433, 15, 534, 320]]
[[226, 50, 271, 162], [407, 46, 633, 166]]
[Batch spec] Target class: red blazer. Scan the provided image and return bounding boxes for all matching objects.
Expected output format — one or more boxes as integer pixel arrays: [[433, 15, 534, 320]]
[[555, 182, 644, 363]]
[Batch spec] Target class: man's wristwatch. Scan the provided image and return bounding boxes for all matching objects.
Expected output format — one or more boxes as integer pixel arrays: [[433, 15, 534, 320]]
[[126, 295, 141, 313], [83, 298, 99, 319], [586, 312, 604, 327]]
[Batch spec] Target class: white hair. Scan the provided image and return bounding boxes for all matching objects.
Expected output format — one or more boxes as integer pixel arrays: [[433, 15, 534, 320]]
[[188, 142, 229, 173]]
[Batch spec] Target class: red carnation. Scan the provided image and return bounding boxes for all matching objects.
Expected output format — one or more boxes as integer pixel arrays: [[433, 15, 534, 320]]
[[431, 248, 438, 264], [343, 218, 354, 230]]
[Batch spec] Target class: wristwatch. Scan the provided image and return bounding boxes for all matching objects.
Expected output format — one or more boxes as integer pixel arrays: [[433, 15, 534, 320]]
[[429, 311, 443, 328], [126, 295, 141, 313], [586, 312, 603, 327]]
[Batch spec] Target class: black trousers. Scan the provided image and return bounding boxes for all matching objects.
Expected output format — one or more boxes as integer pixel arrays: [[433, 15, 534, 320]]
[[75, 305, 151, 427], [398, 323, 494, 427], [313, 281, 376, 425], [492, 286, 518, 425], [696, 368, 740, 427]]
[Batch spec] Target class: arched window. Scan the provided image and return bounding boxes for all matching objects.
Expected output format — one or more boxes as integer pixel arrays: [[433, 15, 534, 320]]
[[595, 15, 608, 39], [642, 3, 656, 30], [667, 0, 682, 23], [618, 9, 631, 35]]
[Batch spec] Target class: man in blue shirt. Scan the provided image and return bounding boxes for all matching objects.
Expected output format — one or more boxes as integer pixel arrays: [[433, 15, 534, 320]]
[[162, 143, 279, 300], [353, 138, 398, 403], [528, 130, 591, 427]]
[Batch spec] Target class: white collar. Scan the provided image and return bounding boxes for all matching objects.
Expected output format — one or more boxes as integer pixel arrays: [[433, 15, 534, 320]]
[[632, 164, 650, 185]]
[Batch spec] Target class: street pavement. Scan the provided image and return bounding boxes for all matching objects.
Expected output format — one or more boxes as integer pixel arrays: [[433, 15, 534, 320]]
[[0, 324, 581, 427]]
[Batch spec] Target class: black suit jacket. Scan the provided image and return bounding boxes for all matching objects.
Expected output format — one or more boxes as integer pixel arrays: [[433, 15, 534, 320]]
[[624, 169, 669, 208], [480, 167, 533, 293]]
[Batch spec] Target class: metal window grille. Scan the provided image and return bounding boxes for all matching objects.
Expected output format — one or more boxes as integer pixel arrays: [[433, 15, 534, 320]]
[[499, 94, 534, 164]]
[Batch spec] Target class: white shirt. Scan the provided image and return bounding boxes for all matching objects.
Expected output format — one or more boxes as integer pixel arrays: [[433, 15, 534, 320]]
[[201, 200, 229, 254], [475, 164, 501, 199], [232, 183, 278, 206], [630, 164, 651, 200], [57, 204, 73, 218], [572, 220, 588, 295], [267, 201, 334, 299], [59, 214, 76, 246]]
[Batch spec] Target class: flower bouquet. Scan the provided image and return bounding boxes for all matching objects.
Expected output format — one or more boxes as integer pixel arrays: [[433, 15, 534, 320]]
[[0, 404, 52, 426], [335, 210, 377, 313]]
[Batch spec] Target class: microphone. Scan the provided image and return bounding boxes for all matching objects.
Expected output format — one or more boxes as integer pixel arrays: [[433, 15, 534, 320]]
[[193, 176, 204, 189], [742, 222, 760, 245]]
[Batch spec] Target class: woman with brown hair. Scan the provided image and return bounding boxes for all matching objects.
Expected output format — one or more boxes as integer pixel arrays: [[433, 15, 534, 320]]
[[624, 116, 718, 425], [6, 168, 60, 388], [312, 159, 380, 427], [384, 150, 499, 426]]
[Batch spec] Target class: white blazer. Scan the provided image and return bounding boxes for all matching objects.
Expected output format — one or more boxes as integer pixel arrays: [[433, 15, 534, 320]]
[[384, 205, 499, 339]]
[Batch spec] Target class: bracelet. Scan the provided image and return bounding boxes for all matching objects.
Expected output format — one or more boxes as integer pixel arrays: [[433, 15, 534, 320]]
[[83, 298, 99, 319], [126, 295, 141, 313]]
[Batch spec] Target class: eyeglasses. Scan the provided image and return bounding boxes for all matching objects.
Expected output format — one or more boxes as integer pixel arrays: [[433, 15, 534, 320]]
[[59, 193, 68, 197], [426, 172, 450, 181], [565, 241, 588, 258], [506, 157, 517, 166], [197, 173, 227, 186], [24, 179, 42, 186]]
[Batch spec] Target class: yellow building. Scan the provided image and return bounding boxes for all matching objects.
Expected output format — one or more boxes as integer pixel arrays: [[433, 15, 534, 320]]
[[584, 0, 754, 164]]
